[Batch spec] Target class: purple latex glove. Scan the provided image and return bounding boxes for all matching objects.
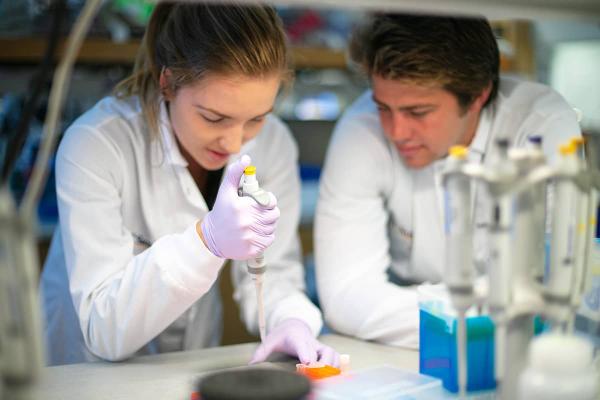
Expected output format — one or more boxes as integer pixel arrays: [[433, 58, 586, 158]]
[[250, 318, 340, 367], [200, 155, 279, 260]]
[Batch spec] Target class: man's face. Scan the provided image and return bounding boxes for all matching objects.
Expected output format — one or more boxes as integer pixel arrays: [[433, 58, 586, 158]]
[[372, 75, 484, 169]]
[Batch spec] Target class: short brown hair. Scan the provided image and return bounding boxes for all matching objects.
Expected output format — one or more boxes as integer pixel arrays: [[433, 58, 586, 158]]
[[349, 13, 499, 109], [115, 2, 291, 137]]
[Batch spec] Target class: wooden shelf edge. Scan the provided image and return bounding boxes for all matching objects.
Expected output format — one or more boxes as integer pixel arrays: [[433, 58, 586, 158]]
[[0, 37, 348, 69], [0, 37, 139, 64], [0, 34, 522, 73]]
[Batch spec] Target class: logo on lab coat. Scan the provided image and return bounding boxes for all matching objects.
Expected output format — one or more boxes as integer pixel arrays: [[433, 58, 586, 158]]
[[398, 227, 413, 241]]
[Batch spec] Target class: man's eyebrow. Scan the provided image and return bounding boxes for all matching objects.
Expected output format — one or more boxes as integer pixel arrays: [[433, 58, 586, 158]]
[[371, 95, 387, 107], [371, 95, 435, 111]]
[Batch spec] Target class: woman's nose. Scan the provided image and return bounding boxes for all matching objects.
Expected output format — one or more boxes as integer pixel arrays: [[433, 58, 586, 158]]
[[220, 128, 244, 154]]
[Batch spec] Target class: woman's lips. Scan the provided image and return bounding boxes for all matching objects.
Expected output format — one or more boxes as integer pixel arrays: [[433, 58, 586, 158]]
[[397, 144, 424, 157], [207, 149, 229, 162]]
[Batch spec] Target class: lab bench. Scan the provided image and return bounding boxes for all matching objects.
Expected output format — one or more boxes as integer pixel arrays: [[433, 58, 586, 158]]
[[31, 334, 418, 400]]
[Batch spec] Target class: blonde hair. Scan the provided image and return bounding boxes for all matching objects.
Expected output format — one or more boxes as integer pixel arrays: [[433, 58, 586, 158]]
[[115, 2, 292, 137]]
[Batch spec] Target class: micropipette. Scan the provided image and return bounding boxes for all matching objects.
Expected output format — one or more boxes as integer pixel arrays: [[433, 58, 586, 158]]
[[239, 165, 272, 342], [443, 145, 474, 398]]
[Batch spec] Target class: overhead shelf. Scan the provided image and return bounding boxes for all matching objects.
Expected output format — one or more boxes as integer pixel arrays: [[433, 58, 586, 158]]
[[0, 31, 530, 75], [233, 0, 600, 21], [0, 37, 347, 69], [0, 37, 140, 65]]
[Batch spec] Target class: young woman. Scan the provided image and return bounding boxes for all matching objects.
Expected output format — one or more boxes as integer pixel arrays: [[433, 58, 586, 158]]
[[40, 2, 338, 367]]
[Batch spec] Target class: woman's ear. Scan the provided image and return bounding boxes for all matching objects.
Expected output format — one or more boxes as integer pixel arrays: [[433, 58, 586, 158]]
[[159, 68, 174, 100]]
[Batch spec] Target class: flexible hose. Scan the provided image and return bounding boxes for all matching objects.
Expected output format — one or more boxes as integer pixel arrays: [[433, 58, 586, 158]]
[[1, 0, 67, 185], [20, 0, 104, 220]]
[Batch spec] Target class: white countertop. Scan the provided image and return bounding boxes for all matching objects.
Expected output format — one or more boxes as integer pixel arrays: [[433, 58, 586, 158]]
[[31, 334, 419, 400]]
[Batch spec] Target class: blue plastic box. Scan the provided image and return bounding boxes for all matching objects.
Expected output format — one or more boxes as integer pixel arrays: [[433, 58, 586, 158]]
[[419, 303, 496, 393]]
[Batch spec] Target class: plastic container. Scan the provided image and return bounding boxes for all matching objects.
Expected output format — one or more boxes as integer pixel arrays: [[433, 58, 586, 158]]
[[312, 366, 444, 400], [417, 284, 546, 394], [517, 333, 599, 400], [419, 303, 496, 393]]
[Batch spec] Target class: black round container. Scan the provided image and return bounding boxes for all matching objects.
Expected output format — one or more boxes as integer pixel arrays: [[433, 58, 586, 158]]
[[198, 368, 311, 400]]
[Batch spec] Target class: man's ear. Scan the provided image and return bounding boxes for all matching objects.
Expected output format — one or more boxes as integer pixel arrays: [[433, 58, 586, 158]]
[[471, 83, 493, 112], [159, 68, 174, 100]]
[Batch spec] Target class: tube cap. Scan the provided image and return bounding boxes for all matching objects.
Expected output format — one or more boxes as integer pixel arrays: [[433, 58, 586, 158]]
[[449, 145, 468, 159], [528, 135, 543, 146], [244, 166, 257, 175], [570, 136, 585, 148], [559, 142, 576, 155]]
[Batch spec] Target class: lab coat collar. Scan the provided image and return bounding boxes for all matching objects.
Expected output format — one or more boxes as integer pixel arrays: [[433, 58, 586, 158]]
[[467, 105, 493, 164], [158, 100, 188, 168]]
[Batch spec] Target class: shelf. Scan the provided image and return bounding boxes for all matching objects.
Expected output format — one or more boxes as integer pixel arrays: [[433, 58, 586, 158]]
[[0, 37, 140, 65], [291, 46, 347, 69], [0, 37, 347, 69], [264, 0, 600, 21]]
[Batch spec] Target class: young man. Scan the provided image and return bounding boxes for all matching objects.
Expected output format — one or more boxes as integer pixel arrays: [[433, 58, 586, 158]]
[[314, 13, 580, 348]]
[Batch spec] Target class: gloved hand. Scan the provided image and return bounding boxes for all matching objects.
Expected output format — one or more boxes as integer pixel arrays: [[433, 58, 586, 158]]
[[250, 318, 340, 367], [199, 155, 279, 260]]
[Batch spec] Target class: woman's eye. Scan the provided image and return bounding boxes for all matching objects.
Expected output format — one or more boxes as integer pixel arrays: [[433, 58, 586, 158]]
[[201, 114, 224, 123]]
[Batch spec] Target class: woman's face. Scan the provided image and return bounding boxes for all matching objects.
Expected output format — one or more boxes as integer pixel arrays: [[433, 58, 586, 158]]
[[165, 72, 281, 170]]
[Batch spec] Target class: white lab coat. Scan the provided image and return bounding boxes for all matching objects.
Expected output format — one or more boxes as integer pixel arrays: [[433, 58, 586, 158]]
[[40, 95, 322, 365], [315, 77, 580, 349]]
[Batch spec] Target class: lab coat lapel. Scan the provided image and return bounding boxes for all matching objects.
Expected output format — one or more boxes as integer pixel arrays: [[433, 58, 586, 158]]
[[468, 108, 494, 275], [157, 101, 211, 213], [411, 165, 445, 282]]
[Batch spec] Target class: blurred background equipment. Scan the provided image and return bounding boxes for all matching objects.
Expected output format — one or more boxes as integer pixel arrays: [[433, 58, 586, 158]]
[[0, 0, 103, 399]]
